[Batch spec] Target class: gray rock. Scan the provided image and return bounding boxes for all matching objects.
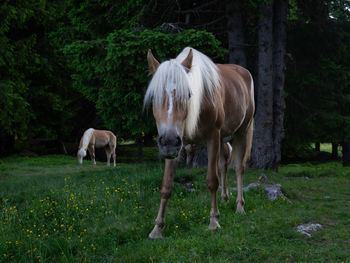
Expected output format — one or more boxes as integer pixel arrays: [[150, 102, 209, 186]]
[[182, 182, 195, 192], [231, 182, 260, 192], [244, 183, 261, 192], [264, 184, 282, 200], [231, 182, 292, 203], [297, 223, 322, 237], [175, 177, 195, 192]]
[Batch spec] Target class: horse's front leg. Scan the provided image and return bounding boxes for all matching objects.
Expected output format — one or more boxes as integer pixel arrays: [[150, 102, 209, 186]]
[[88, 145, 96, 166], [105, 147, 111, 166], [149, 158, 177, 239], [207, 130, 221, 230]]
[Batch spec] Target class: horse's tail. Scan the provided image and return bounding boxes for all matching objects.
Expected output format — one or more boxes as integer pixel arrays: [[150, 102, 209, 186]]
[[243, 119, 254, 165], [226, 142, 233, 165], [78, 128, 94, 157], [243, 72, 255, 165]]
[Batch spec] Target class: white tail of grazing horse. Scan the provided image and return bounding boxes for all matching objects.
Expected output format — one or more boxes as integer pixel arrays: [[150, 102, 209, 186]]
[[77, 128, 117, 167]]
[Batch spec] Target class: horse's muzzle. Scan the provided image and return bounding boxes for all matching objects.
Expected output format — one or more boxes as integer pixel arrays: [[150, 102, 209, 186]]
[[158, 134, 182, 159]]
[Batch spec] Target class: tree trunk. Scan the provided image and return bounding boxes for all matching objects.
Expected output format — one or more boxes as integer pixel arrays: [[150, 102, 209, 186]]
[[61, 141, 68, 155], [331, 142, 338, 159], [226, 1, 247, 67], [315, 142, 320, 152], [250, 0, 275, 169], [272, 0, 287, 171], [192, 145, 208, 168], [342, 141, 350, 166], [178, 146, 188, 167]]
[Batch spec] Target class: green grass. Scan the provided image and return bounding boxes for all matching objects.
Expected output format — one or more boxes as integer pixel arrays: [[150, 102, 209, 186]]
[[0, 155, 350, 262]]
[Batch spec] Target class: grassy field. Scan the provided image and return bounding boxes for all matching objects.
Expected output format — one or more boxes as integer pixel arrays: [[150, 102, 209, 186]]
[[0, 155, 349, 262]]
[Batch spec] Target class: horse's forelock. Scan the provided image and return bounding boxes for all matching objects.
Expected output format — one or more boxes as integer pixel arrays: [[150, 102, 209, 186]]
[[144, 60, 191, 111]]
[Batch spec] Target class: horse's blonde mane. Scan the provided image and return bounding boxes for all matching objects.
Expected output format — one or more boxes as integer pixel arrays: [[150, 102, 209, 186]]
[[143, 47, 221, 138], [78, 128, 94, 157]]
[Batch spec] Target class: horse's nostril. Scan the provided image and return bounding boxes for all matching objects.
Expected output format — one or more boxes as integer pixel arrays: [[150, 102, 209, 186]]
[[159, 136, 164, 146], [175, 136, 182, 147]]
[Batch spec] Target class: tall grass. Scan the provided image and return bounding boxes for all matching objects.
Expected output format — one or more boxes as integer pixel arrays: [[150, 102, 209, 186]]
[[0, 155, 349, 262]]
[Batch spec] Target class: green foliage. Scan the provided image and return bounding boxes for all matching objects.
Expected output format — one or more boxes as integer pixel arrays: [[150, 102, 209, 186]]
[[64, 29, 225, 139], [51, 0, 147, 48], [0, 0, 227, 154], [0, 0, 35, 140], [0, 0, 84, 146]]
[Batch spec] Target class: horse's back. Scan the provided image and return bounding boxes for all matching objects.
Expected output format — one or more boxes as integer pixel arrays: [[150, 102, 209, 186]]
[[217, 64, 254, 137], [92, 130, 117, 148], [217, 64, 253, 102]]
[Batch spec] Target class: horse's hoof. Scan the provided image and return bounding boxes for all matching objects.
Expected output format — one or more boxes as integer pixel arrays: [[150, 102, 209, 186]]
[[148, 226, 162, 239], [208, 219, 221, 230], [221, 195, 229, 202], [235, 206, 246, 214]]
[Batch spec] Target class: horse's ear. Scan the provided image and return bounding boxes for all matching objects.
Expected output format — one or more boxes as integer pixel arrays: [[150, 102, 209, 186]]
[[147, 49, 160, 75], [181, 48, 193, 73]]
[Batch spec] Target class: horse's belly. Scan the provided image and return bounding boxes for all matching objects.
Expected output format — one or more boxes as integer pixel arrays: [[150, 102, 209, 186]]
[[95, 139, 108, 148], [222, 117, 245, 136]]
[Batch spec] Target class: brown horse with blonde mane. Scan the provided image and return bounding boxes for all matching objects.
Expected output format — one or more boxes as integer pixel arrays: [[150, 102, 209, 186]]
[[144, 47, 254, 239], [77, 128, 117, 167]]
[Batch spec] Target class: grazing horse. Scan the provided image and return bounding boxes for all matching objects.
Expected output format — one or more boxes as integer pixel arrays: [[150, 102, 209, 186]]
[[144, 47, 254, 239], [77, 128, 117, 167]]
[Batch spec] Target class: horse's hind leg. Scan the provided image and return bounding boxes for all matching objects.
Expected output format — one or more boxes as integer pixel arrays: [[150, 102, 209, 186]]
[[112, 146, 116, 167], [88, 145, 96, 166], [149, 159, 177, 239], [110, 143, 116, 167], [105, 147, 112, 166], [219, 143, 229, 201], [232, 122, 253, 214]]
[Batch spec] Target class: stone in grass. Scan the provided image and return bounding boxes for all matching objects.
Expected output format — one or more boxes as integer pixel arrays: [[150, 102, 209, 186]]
[[175, 178, 195, 192], [297, 223, 322, 237], [263, 184, 283, 201], [230, 183, 260, 193], [231, 183, 290, 202]]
